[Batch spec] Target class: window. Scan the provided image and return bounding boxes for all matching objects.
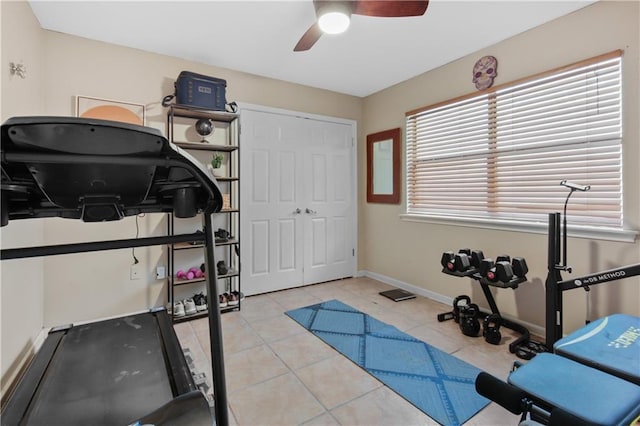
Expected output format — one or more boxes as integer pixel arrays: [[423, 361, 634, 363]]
[[406, 51, 623, 230]]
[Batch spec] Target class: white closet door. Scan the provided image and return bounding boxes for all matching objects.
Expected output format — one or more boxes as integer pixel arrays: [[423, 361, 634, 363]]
[[240, 107, 356, 295], [302, 119, 355, 285], [241, 110, 305, 294]]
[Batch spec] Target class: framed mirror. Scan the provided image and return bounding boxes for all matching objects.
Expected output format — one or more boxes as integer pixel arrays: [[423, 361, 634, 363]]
[[367, 128, 400, 204]]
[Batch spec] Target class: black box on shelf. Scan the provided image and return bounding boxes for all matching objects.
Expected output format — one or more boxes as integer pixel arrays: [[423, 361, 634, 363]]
[[175, 71, 227, 111]]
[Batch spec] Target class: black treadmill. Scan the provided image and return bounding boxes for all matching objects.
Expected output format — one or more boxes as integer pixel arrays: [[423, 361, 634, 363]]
[[0, 117, 229, 425]]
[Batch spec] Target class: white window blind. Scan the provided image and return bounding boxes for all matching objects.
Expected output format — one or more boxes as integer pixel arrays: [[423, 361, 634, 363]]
[[406, 51, 622, 228]]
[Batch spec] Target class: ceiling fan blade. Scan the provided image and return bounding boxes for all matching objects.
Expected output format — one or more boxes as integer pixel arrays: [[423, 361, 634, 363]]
[[353, 0, 429, 17], [294, 22, 323, 52]]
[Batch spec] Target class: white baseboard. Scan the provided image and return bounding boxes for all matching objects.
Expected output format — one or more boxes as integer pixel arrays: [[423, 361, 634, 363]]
[[363, 270, 451, 305], [64, 308, 155, 327], [34, 327, 48, 350], [361, 269, 545, 338], [1, 327, 48, 399]]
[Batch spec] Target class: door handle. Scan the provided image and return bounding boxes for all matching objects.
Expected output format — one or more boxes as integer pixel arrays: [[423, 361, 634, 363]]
[[305, 208, 317, 215], [293, 208, 301, 215]]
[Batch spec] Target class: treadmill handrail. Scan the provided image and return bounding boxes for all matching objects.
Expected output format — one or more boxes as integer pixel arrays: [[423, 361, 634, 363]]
[[1, 232, 206, 260]]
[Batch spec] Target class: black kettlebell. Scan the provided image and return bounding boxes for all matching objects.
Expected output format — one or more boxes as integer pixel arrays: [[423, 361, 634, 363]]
[[483, 313, 502, 345], [459, 303, 481, 337], [452, 295, 471, 324]]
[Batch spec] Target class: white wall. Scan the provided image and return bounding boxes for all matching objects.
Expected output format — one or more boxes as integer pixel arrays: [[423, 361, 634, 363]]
[[0, 0, 46, 398], [360, 0, 640, 335]]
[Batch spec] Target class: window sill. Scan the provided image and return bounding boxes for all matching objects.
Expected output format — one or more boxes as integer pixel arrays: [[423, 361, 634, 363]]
[[399, 214, 638, 243]]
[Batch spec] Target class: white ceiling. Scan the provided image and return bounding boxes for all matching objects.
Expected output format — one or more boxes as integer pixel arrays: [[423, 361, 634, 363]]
[[28, 0, 597, 97]]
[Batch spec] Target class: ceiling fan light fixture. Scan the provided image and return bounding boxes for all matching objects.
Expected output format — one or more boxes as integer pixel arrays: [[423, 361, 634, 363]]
[[318, 11, 351, 34]]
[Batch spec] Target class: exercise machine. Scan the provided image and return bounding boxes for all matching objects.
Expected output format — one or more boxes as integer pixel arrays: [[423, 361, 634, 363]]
[[545, 192, 640, 348], [3, 310, 211, 425], [544, 180, 639, 384], [475, 181, 640, 425], [476, 356, 640, 426], [476, 319, 640, 426], [0, 117, 230, 425]]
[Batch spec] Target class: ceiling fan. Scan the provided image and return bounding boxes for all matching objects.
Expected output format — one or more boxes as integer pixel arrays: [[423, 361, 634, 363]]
[[294, 0, 430, 52]]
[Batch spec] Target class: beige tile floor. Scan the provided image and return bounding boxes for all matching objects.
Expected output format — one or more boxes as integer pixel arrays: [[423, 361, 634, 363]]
[[173, 277, 525, 426]]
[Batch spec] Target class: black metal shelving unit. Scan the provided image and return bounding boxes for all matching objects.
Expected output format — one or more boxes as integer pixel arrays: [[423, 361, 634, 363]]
[[166, 105, 241, 322]]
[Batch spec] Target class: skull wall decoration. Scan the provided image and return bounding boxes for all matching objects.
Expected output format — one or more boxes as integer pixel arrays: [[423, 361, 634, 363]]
[[472, 56, 498, 90]]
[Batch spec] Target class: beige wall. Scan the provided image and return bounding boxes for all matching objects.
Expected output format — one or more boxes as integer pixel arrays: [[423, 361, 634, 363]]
[[0, 0, 46, 398], [0, 1, 363, 393], [39, 33, 362, 327], [2, 0, 639, 396], [360, 0, 640, 334]]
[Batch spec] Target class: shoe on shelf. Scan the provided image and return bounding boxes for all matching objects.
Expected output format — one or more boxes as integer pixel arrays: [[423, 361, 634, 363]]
[[214, 228, 231, 242], [219, 293, 228, 308], [173, 300, 185, 317], [184, 298, 197, 315], [227, 292, 239, 306], [194, 293, 207, 312], [217, 261, 228, 276], [232, 290, 245, 302]]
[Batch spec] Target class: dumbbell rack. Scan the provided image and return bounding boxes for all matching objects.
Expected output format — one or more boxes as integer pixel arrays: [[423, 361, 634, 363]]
[[439, 268, 546, 359]]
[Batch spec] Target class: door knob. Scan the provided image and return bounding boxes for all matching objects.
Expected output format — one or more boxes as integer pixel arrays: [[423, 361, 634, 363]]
[[305, 208, 317, 214], [293, 208, 301, 215]]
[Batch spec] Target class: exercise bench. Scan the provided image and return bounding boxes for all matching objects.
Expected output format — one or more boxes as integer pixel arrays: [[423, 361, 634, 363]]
[[476, 314, 640, 425], [554, 313, 639, 385]]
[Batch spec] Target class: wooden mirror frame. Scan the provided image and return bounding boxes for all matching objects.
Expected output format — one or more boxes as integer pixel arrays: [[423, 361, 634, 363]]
[[367, 128, 401, 204]]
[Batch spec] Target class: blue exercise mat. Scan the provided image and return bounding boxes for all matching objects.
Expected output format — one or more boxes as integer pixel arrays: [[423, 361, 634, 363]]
[[286, 299, 489, 425]]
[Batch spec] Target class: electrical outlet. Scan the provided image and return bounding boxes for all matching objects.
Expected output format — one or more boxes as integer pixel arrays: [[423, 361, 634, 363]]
[[156, 266, 166, 280], [130, 264, 141, 280]]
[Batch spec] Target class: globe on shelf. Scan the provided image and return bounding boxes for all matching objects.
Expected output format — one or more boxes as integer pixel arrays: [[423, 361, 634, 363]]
[[195, 118, 214, 142]]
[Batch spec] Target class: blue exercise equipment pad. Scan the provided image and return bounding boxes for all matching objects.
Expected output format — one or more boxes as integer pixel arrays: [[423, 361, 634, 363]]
[[508, 353, 640, 426], [554, 314, 640, 385]]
